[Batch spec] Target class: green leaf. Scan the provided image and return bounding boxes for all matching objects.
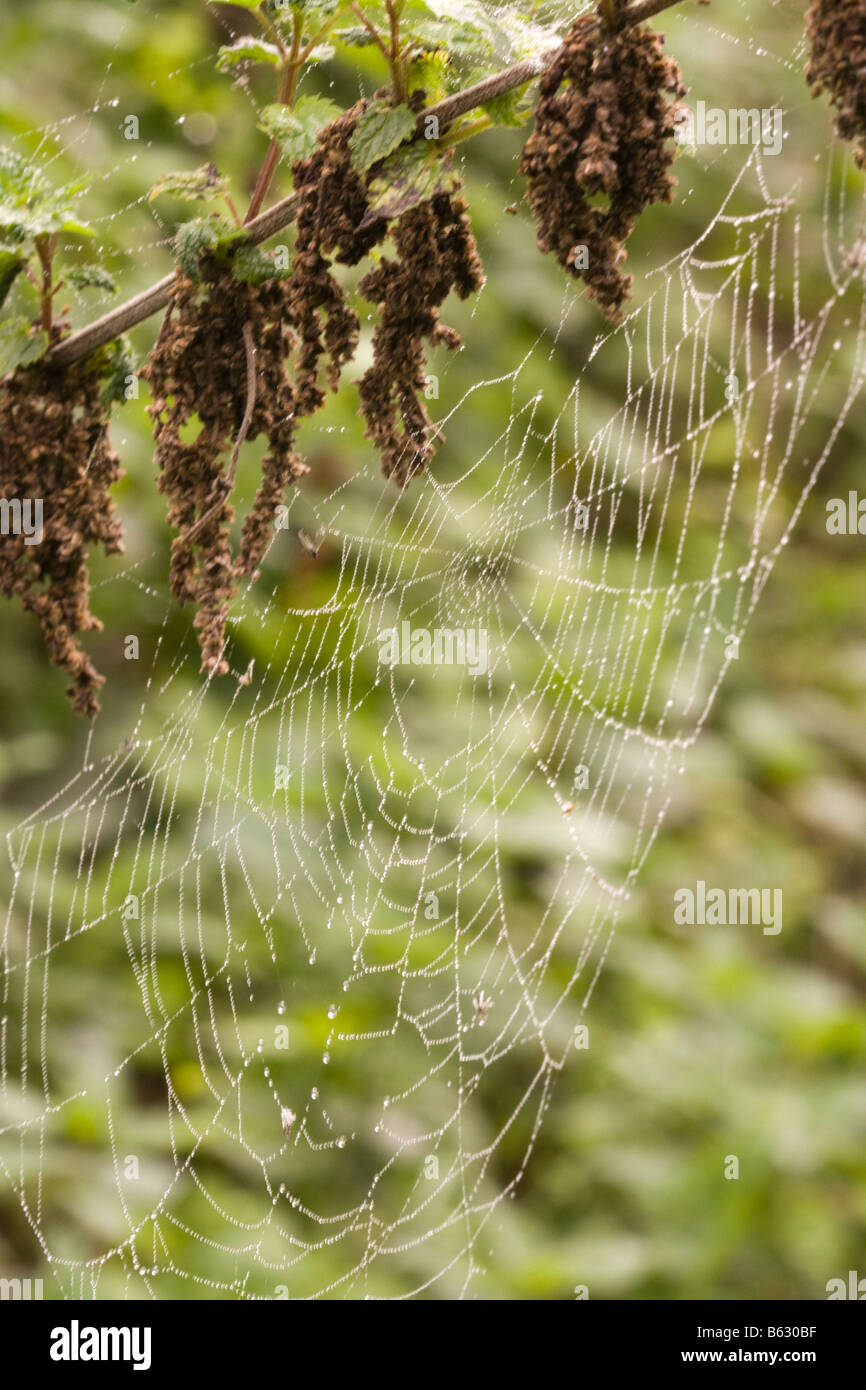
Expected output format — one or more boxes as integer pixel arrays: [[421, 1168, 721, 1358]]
[[0, 147, 44, 202], [334, 27, 377, 47], [54, 217, 93, 237], [0, 149, 92, 243], [0, 213, 29, 246], [85, 335, 135, 406], [305, 43, 336, 63], [149, 163, 228, 204], [480, 86, 532, 130], [0, 316, 49, 375], [66, 265, 118, 293], [350, 101, 417, 175], [173, 215, 241, 280], [230, 242, 285, 285], [0, 249, 25, 309], [216, 38, 281, 71], [0, 202, 91, 242], [403, 13, 490, 60], [404, 0, 552, 63], [258, 96, 342, 168], [408, 50, 451, 102], [490, 6, 560, 62], [363, 142, 459, 226]]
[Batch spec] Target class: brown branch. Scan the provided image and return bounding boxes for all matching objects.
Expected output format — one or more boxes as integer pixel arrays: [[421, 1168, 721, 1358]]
[[47, 0, 699, 370]]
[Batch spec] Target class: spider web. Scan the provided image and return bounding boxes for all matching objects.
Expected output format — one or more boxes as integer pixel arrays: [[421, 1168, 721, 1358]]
[[1, 1, 866, 1300]]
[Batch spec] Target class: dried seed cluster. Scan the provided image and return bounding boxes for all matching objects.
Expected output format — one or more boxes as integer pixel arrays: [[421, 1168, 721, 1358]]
[[0, 352, 123, 716], [142, 265, 305, 676], [290, 92, 484, 485], [358, 189, 484, 486], [806, 0, 866, 168], [519, 4, 686, 322], [142, 104, 389, 676], [144, 98, 486, 674], [289, 99, 386, 416]]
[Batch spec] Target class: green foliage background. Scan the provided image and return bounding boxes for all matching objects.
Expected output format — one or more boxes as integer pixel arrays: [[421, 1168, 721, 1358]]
[[1, 0, 865, 1299]]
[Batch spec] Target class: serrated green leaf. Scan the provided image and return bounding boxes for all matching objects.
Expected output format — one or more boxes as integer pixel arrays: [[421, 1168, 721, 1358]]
[[408, 49, 451, 101], [173, 215, 241, 280], [216, 37, 281, 71], [258, 96, 342, 168], [230, 242, 284, 285], [363, 142, 459, 226], [66, 265, 118, 293], [0, 203, 91, 241], [491, 8, 560, 62], [480, 86, 532, 129], [149, 163, 228, 204], [35, 212, 92, 237], [0, 149, 91, 245], [350, 101, 417, 175], [404, 13, 489, 59], [410, 0, 552, 63], [0, 316, 49, 375], [0, 147, 45, 202]]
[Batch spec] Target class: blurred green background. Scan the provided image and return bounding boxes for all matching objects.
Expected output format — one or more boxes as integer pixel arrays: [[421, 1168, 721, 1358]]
[[1, 0, 865, 1299]]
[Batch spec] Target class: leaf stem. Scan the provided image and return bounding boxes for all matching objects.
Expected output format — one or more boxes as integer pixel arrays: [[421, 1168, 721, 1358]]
[[245, 10, 303, 224], [299, 18, 337, 63], [255, 7, 288, 59], [384, 0, 408, 105], [437, 115, 494, 149], [35, 235, 55, 334], [349, 5, 390, 63], [224, 193, 243, 228]]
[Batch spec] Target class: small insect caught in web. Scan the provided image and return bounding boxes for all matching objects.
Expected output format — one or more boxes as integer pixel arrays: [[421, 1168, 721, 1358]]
[[280, 1106, 296, 1139], [237, 659, 254, 687], [297, 529, 321, 558], [473, 988, 492, 1025]]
